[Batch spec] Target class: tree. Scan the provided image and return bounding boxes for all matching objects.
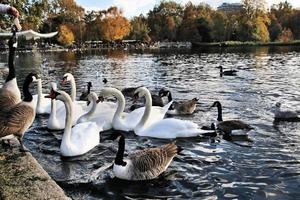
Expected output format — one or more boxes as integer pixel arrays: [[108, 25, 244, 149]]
[[147, 1, 183, 41], [277, 28, 293, 42], [96, 7, 131, 42], [128, 15, 150, 41], [57, 24, 74, 46]]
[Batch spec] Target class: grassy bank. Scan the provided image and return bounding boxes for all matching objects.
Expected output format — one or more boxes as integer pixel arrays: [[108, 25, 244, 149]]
[[192, 40, 300, 48]]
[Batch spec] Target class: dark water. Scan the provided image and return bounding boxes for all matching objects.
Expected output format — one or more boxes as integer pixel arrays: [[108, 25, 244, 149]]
[[1, 46, 300, 199]]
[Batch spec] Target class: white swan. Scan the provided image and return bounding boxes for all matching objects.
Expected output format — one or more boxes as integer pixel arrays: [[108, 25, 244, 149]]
[[46, 89, 102, 157], [98, 87, 172, 132], [77, 92, 116, 131], [134, 87, 214, 139], [272, 102, 300, 120], [47, 82, 84, 130]]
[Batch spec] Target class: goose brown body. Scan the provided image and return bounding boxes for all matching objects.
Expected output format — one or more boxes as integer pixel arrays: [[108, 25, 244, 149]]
[[113, 134, 179, 181]]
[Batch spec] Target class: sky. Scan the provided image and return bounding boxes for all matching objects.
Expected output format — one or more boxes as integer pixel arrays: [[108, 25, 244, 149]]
[[75, 0, 300, 18]]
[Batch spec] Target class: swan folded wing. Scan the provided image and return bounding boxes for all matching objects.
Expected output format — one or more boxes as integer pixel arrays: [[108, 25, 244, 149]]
[[218, 120, 252, 133], [0, 104, 34, 137], [0, 89, 20, 111], [129, 143, 177, 174]]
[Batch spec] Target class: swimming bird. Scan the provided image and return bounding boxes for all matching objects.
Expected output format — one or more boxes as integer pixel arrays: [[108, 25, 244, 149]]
[[0, 28, 21, 111], [133, 87, 213, 138], [46, 89, 102, 157], [0, 73, 38, 151], [111, 133, 180, 181], [159, 89, 198, 115], [210, 101, 253, 134], [272, 102, 300, 121], [218, 65, 237, 76], [79, 82, 92, 101]]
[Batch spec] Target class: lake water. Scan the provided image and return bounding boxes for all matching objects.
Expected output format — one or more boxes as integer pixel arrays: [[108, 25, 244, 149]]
[[1, 46, 300, 199]]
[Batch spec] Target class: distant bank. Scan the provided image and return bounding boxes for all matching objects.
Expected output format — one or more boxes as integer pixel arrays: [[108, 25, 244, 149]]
[[192, 41, 300, 48]]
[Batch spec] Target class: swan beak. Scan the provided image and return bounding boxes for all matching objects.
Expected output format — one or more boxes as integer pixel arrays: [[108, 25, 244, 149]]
[[132, 93, 139, 103], [45, 90, 57, 99], [60, 77, 67, 85], [96, 96, 104, 104]]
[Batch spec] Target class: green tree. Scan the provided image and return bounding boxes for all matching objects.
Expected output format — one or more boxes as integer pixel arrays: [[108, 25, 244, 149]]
[[128, 15, 150, 42], [147, 1, 183, 41]]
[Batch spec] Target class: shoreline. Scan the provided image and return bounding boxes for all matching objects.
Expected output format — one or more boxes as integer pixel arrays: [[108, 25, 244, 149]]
[[0, 144, 70, 200]]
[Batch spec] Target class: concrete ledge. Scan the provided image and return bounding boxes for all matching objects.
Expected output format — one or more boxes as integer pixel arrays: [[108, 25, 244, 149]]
[[0, 145, 70, 200]]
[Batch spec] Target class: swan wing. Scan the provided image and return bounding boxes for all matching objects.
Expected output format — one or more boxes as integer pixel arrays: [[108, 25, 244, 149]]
[[70, 122, 101, 150], [138, 118, 204, 138]]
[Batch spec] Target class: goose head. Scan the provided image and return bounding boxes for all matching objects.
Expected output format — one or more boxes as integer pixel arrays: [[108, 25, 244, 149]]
[[158, 88, 170, 98], [217, 65, 223, 72], [87, 81, 92, 88], [211, 101, 221, 108], [192, 97, 199, 102], [60, 73, 73, 85], [275, 102, 281, 108], [28, 73, 40, 83]]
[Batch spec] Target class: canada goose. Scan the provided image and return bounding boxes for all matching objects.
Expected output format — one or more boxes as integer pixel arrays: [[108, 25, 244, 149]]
[[218, 65, 237, 76], [46, 89, 102, 157], [0, 28, 21, 111], [79, 82, 92, 101], [158, 89, 198, 115], [0, 73, 38, 151], [103, 78, 108, 84], [111, 133, 180, 181], [129, 88, 168, 108], [133, 87, 214, 138], [211, 101, 253, 134], [121, 86, 142, 97], [272, 102, 300, 120], [98, 87, 172, 132]]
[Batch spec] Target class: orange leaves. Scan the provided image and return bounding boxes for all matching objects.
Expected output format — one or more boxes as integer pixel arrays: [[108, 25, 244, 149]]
[[58, 24, 75, 46]]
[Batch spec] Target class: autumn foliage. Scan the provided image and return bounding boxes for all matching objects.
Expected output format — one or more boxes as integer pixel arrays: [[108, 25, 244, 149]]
[[97, 7, 131, 42], [58, 24, 75, 46]]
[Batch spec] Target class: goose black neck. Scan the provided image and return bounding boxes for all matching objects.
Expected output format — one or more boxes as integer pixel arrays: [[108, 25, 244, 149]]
[[6, 38, 16, 83], [115, 135, 126, 166], [167, 91, 173, 102], [23, 76, 33, 102], [216, 103, 223, 121], [87, 85, 91, 94]]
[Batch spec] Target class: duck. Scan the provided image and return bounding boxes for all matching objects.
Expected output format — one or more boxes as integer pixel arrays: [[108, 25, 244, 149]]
[[218, 65, 237, 76], [111, 133, 180, 181], [0, 73, 38, 151], [0, 29, 21, 111], [77, 92, 115, 131], [45, 89, 102, 157], [159, 89, 198, 115], [79, 82, 92, 101], [272, 102, 300, 120], [210, 101, 253, 134], [98, 87, 172, 132], [133, 88, 214, 138]]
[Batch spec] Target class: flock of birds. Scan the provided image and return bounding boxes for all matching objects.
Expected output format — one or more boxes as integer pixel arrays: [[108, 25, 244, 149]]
[[1, 29, 300, 181]]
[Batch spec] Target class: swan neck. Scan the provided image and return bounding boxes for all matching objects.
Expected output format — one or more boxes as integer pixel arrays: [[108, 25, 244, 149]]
[[113, 90, 126, 122], [50, 99, 57, 118], [115, 135, 126, 165], [37, 79, 43, 106], [136, 89, 152, 130], [62, 95, 73, 145], [70, 77, 76, 102], [83, 96, 98, 120]]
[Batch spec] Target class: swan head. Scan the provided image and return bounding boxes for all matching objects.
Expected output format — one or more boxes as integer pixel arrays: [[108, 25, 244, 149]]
[[87, 92, 98, 106], [45, 88, 69, 102], [133, 87, 150, 103], [61, 73, 74, 85]]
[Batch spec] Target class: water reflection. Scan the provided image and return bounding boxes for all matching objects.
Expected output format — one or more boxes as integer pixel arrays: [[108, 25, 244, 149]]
[[1, 46, 300, 199]]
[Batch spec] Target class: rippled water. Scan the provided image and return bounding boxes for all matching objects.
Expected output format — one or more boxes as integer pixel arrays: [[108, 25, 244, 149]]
[[1, 46, 300, 199]]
